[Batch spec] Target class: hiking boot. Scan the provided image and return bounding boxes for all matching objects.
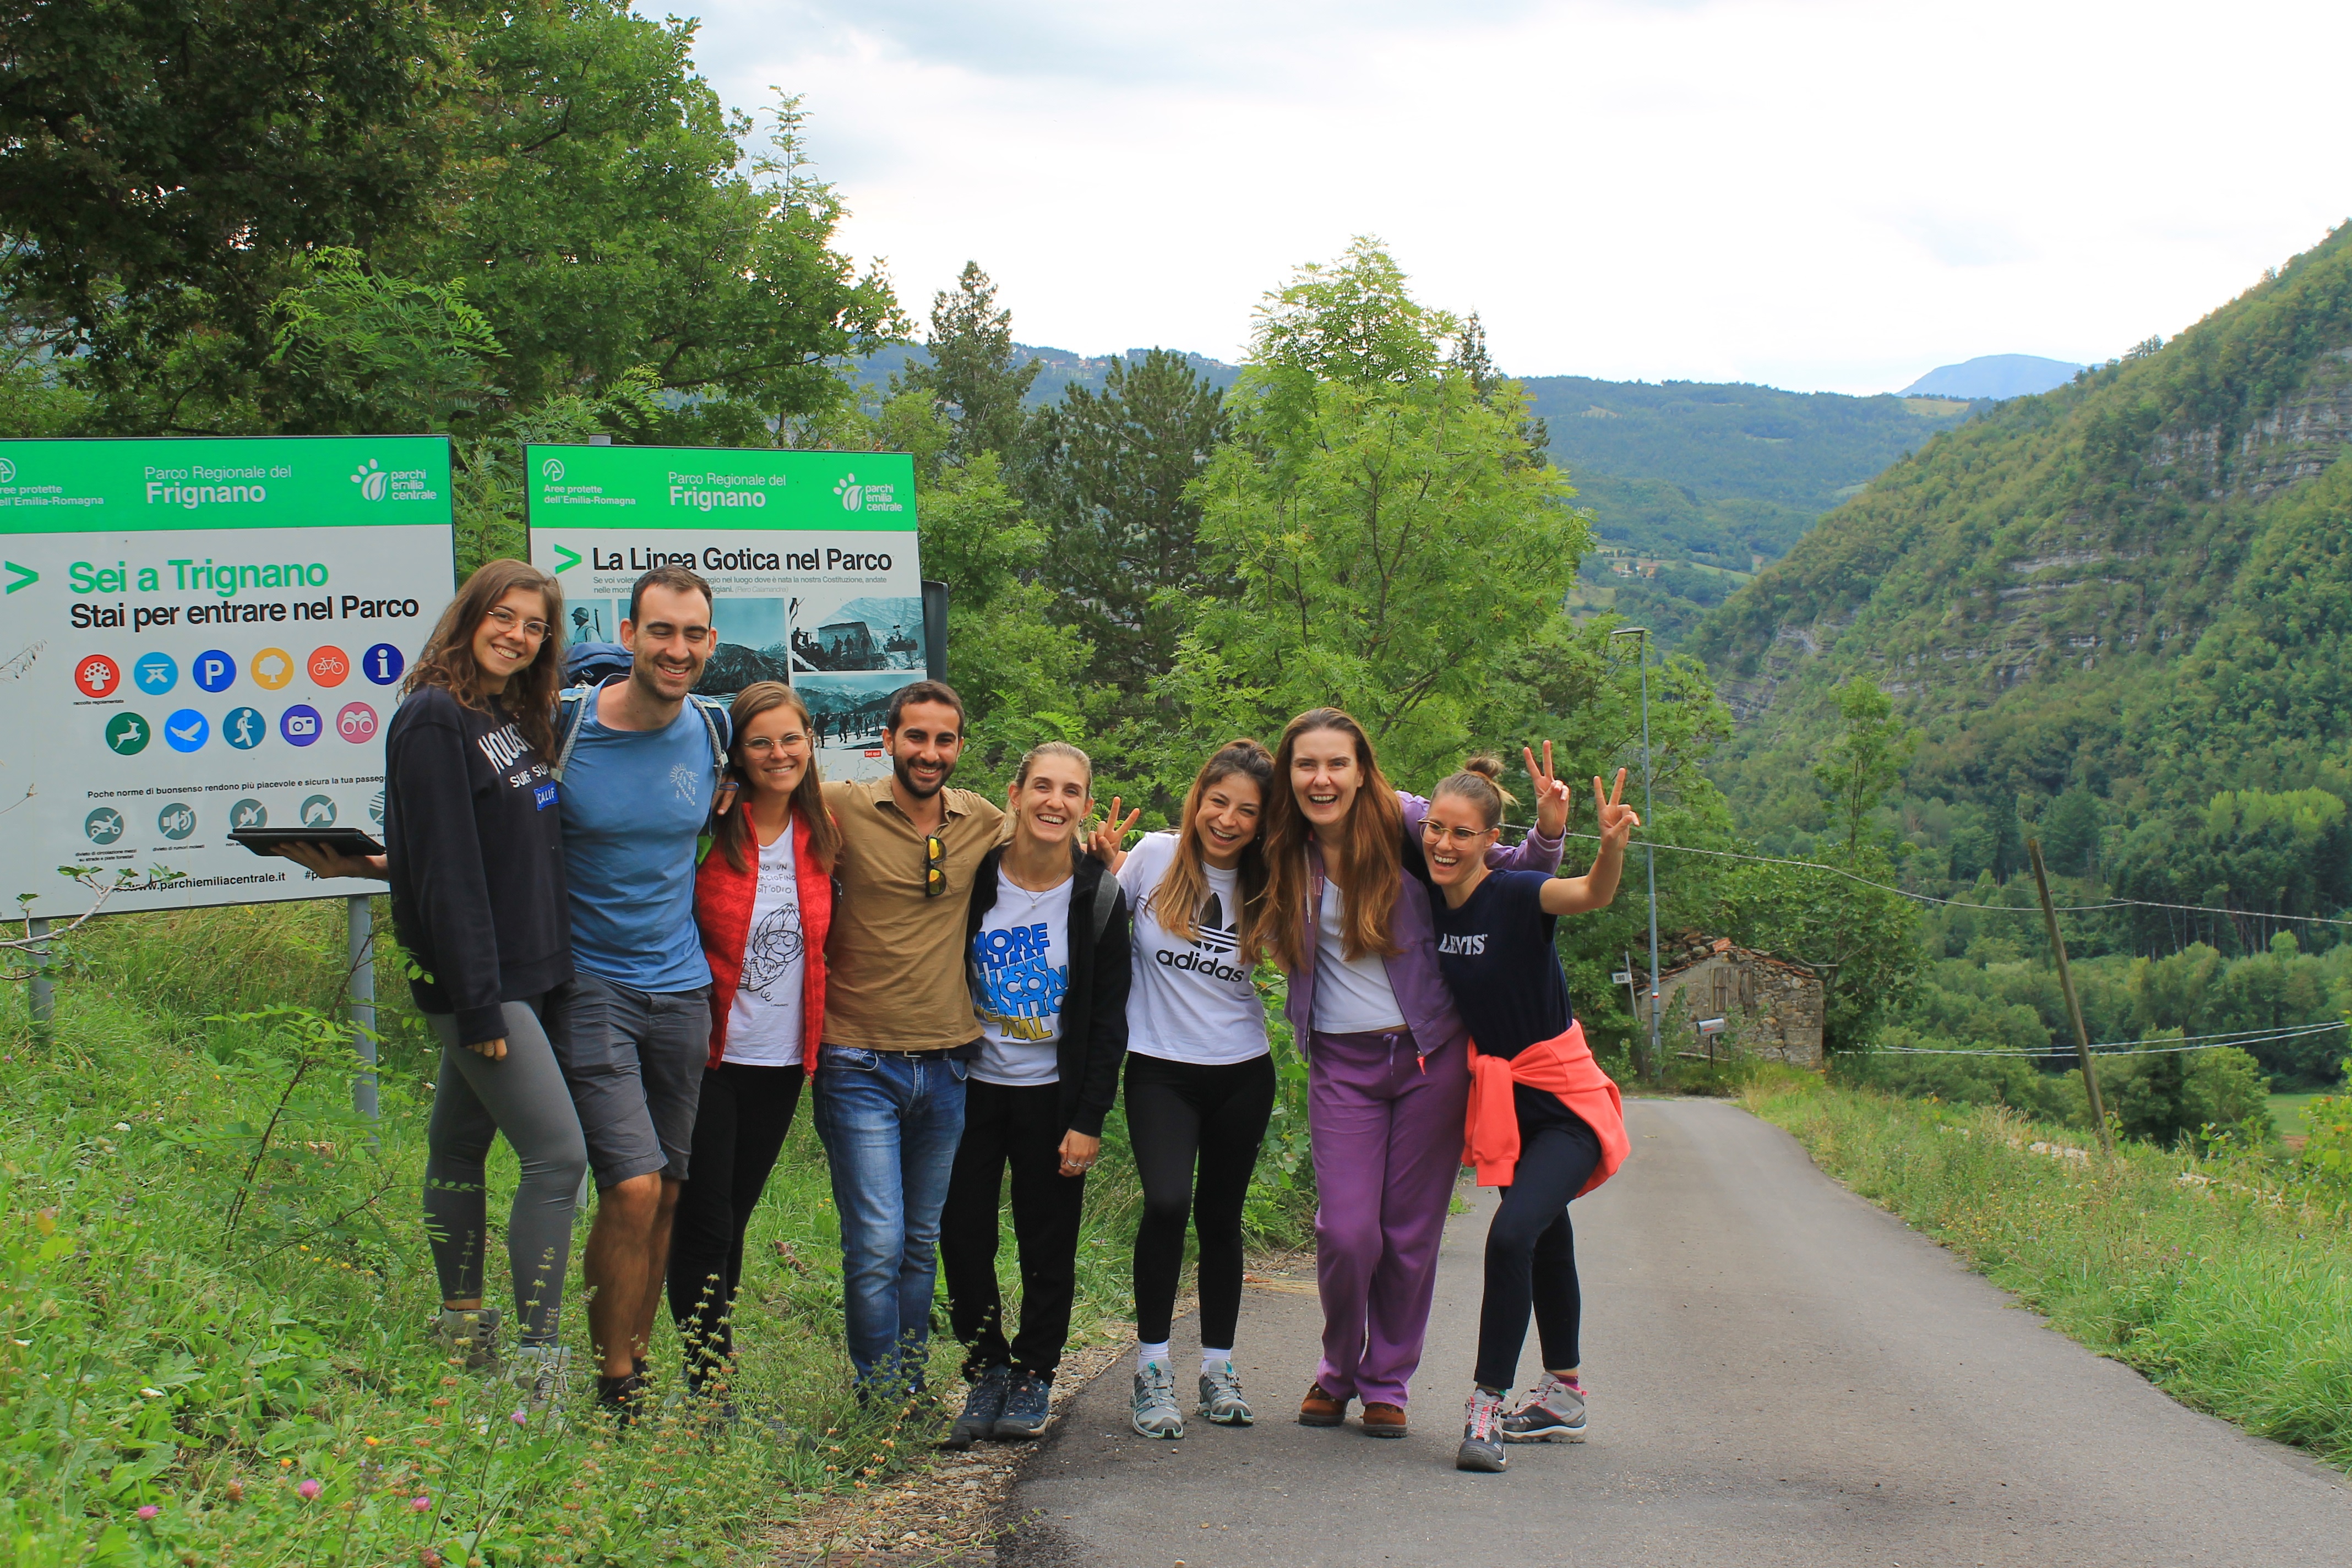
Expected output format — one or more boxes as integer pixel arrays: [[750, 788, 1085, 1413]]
[[1298, 1380, 1347, 1428], [595, 1369, 651, 1428], [505, 1344, 570, 1422], [1361, 1401, 1408, 1439], [1131, 1360, 1185, 1439], [430, 1305, 503, 1369], [948, 1365, 1011, 1450], [994, 1370, 1052, 1440], [1456, 1387, 1507, 1472], [1502, 1373, 1587, 1442], [1199, 1358, 1253, 1426]]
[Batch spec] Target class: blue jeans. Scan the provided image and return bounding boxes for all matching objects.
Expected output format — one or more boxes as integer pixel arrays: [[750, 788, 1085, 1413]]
[[810, 1044, 970, 1391]]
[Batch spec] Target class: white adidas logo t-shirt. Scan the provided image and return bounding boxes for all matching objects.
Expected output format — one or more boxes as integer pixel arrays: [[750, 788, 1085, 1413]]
[[1115, 832, 1270, 1066]]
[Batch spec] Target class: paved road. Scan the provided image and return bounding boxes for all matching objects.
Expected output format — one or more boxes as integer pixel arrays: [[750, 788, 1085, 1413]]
[[1006, 1097, 2346, 1566]]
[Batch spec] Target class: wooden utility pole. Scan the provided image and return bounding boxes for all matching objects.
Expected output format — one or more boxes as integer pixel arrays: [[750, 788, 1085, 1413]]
[[2027, 837, 2111, 1152]]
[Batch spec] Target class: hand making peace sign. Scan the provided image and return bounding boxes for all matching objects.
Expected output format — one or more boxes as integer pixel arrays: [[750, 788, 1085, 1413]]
[[1593, 767, 1641, 856], [1523, 742, 1573, 840], [1086, 796, 1142, 870]]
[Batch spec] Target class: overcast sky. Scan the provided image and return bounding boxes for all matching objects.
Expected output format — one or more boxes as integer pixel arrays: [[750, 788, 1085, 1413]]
[[689, 0, 2352, 395]]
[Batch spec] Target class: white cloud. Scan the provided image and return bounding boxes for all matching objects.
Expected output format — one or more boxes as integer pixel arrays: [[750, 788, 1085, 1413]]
[[690, 0, 2352, 393]]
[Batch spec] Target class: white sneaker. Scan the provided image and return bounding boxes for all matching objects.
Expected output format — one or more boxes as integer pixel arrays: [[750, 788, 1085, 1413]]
[[430, 1305, 502, 1369], [1198, 1358, 1253, 1426], [505, 1344, 571, 1422]]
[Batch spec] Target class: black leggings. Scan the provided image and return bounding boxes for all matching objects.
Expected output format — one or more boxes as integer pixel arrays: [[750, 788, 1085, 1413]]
[[1125, 1052, 1277, 1348], [1473, 1108, 1602, 1391], [940, 1079, 1088, 1381], [667, 1061, 804, 1387]]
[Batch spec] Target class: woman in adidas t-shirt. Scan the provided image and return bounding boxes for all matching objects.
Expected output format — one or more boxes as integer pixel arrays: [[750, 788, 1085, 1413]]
[[677, 682, 837, 1398], [1089, 739, 1280, 1440]]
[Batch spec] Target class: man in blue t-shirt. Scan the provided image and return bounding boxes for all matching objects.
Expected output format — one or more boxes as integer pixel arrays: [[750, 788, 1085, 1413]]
[[546, 566, 729, 1420]]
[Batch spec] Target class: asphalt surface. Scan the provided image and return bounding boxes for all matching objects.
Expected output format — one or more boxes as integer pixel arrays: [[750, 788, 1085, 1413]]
[[1006, 1097, 2347, 1567]]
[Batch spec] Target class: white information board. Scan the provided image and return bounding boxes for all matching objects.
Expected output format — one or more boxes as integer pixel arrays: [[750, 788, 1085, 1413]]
[[524, 444, 924, 783], [0, 436, 456, 915]]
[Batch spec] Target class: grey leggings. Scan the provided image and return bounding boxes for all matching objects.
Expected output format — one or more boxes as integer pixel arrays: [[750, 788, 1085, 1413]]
[[423, 997, 589, 1347]]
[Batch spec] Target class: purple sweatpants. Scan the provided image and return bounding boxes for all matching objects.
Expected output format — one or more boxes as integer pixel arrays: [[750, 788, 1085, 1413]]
[[1308, 1027, 1471, 1407]]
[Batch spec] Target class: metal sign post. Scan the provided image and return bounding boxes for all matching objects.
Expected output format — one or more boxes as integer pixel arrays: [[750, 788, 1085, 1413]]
[[347, 894, 378, 1124], [25, 917, 53, 1042]]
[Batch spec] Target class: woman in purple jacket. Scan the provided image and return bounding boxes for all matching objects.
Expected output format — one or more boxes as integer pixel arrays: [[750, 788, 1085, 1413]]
[[1260, 709, 1569, 1438]]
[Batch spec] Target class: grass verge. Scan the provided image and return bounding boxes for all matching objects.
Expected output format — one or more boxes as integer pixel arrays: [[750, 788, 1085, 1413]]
[[1, 901, 1315, 1564], [1744, 1079, 2352, 1473]]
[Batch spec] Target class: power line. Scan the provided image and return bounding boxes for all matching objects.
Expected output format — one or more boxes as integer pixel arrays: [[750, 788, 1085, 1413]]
[[1872, 1019, 2348, 1059]]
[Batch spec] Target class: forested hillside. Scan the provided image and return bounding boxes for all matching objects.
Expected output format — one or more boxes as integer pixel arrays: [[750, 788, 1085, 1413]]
[[1695, 222, 2352, 971]]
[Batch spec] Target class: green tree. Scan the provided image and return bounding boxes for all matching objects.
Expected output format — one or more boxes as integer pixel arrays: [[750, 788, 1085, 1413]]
[[1189, 239, 1589, 782], [1814, 676, 1918, 858], [1026, 349, 1232, 712], [900, 261, 1039, 463], [0, 0, 455, 417]]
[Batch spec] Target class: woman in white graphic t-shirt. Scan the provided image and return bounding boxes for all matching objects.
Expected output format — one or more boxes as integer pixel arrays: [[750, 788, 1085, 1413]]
[[676, 682, 839, 1401], [1086, 738, 1280, 1440]]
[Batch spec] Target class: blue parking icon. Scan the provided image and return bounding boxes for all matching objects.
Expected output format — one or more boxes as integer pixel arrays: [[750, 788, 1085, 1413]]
[[134, 651, 178, 694], [222, 706, 266, 750], [164, 709, 209, 752], [193, 649, 237, 693]]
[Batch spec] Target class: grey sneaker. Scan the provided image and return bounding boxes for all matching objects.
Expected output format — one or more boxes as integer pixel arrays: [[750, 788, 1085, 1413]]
[[947, 1365, 1011, 1450], [1456, 1386, 1507, 1473], [1198, 1358, 1253, 1426], [1501, 1373, 1587, 1442], [431, 1305, 502, 1369], [505, 1344, 570, 1420], [993, 1370, 1052, 1440], [1130, 1360, 1185, 1440]]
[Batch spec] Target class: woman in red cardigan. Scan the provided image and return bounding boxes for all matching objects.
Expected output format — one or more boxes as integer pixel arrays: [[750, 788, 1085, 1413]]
[[668, 681, 840, 1403]]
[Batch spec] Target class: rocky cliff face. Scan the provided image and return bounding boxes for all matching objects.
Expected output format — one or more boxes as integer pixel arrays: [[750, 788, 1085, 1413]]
[[1692, 224, 2352, 791]]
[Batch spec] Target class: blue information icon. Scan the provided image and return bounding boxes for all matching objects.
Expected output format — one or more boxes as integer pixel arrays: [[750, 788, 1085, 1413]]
[[362, 643, 406, 685], [280, 704, 323, 747], [192, 649, 237, 693], [164, 708, 209, 752], [133, 651, 178, 694], [222, 706, 266, 749]]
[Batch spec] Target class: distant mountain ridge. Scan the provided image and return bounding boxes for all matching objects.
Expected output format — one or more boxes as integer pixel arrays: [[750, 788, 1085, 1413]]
[[1901, 354, 2083, 400], [849, 342, 1973, 645]]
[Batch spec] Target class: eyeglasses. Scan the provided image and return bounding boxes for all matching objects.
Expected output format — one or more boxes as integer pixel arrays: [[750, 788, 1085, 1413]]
[[741, 734, 806, 756], [484, 605, 552, 640], [1421, 819, 1498, 847], [923, 834, 947, 897]]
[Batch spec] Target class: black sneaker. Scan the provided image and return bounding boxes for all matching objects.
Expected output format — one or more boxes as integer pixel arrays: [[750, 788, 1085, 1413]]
[[993, 1370, 1052, 1440], [946, 1365, 1010, 1450], [595, 1370, 651, 1428]]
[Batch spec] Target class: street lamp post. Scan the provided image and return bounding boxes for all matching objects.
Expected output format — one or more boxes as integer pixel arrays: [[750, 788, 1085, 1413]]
[[1611, 626, 1662, 1084]]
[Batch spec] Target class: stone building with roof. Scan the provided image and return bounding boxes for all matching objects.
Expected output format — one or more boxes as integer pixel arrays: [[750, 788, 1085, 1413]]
[[1631, 930, 1825, 1069]]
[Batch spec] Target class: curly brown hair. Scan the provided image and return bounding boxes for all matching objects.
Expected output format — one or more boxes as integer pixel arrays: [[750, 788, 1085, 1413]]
[[402, 559, 565, 759]]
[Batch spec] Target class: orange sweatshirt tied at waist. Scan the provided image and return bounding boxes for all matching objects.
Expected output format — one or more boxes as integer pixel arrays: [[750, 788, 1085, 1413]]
[[1462, 1019, 1630, 1193]]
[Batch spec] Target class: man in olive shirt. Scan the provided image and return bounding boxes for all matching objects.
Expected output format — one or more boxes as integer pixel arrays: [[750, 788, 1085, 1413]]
[[816, 679, 1004, 1395]]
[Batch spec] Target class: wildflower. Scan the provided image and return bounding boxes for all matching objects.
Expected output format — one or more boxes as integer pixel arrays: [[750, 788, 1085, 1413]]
[[137, 1506, 160, 1520], [411, 1496, 431, 1513], [363, 1436, 380, 1446], [511, 1409, 527, 1425], [224, 1481, 244, 1502], [298, 1479, 322, 1500]]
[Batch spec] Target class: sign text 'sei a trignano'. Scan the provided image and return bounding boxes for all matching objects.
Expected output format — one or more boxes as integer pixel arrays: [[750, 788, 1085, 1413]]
[[0, 437, 456, 914]]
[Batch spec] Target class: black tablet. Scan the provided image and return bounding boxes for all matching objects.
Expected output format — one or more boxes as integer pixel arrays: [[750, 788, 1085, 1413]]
[[229, 826, 386, 858]]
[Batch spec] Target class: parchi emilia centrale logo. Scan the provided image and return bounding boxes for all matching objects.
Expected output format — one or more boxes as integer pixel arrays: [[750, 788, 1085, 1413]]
[[542, 457, 566, 483], [351, 458, 389, 500], [834, 473, 864, 511], [0, 457, 17, 483]]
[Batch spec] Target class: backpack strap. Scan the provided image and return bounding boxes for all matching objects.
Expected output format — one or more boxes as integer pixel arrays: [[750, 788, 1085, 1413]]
[[549, 684, 597, 781], [1088, 864, 1123, 944]]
